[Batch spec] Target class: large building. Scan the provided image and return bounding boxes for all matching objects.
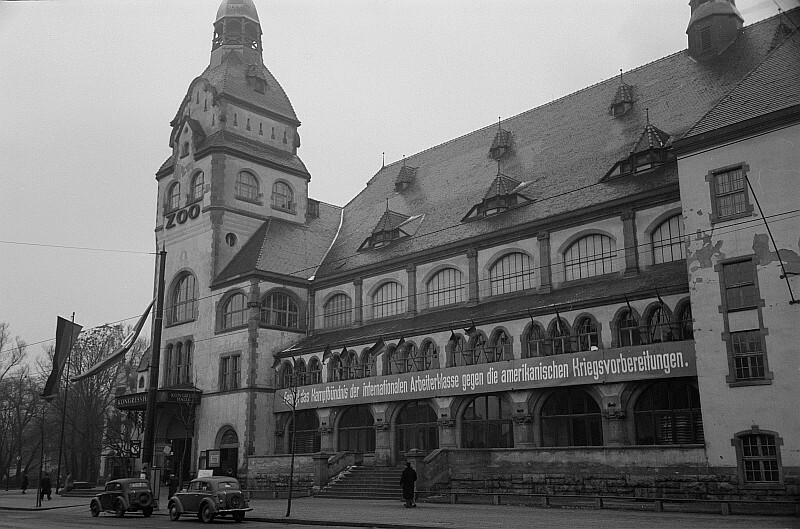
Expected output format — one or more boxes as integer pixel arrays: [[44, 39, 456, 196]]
[[118, 0, 800, 501]]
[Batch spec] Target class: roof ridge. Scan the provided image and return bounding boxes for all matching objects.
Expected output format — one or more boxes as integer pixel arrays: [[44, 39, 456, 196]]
[[255, 217, 273, 266]]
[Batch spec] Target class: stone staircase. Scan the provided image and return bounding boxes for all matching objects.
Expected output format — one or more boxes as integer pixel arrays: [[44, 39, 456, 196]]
[[316, 465, 404, 500]]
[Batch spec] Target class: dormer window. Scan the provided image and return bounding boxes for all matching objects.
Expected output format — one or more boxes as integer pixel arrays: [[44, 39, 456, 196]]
[[610, 76, 634, 117], [359, 209, 412, 250], [395, 163, 418, 191], [462, 167, 531, 221], [489, 123, 512, 160], [604, 115, 674, 180]]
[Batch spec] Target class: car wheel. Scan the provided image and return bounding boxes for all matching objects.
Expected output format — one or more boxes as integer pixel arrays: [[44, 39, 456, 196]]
[[142, 506, 153, 517], [114, 500, 125, 517], [90, 502, 100, 517], [169, 503, 181, 521], [200, 503, 214, 524], [233, 512, 245, 523]]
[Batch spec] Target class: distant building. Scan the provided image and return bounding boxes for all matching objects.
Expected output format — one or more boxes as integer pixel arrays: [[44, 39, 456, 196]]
[[116, 0, 799, 500]]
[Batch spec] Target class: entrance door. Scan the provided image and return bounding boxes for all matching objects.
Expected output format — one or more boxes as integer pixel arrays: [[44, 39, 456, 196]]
[[216, 428, 239, 477], [395, 401, 438, 462]]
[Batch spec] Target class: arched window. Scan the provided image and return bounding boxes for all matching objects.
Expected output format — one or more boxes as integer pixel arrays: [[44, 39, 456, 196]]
[[489, 330, 512, 362], [417, 341, 438, 371], [386, 345, 407, 375], [260, 292, 299, 329], [191, 171, 205, 201], [280, 362, 294, 389], [372, 282, 405, 319], [523, 324, 548, 358], [648, 305, 673, 343], [339, 349, 358, 380], [489, 252, 534, 295], [675, 302, 694, 341], [465, 333, 488, 365], [575, 317, 599, 351], [167, 182, 181, 211], [222, 292, 247, 329], [541, 388, 603, 447], [323, 294, 352, 328], [549, 318, 573, 355], [337, 406, 375, 453], [617, 309, 641, 347], [235, 171, 259, 200], [360, 350, 376, 378], [288, 410, 321, 454], [448, 334, 467, 367], [170, 273, 197, 324], [295, 360, 307, 386], [652, 215, 685, 264], [564, 234, 617, 281], [307, 358, 322, 384], [328, 356, 341, 382], [271, 181, 294, 212], [462, 395, 513, 448], [426, 268, 465, 308], [635, 379, 704, 445], [396, 401, 438, 460]]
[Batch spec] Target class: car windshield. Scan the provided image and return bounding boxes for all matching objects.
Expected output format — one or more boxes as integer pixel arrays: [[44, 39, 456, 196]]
[[217, 480, 239, 489], [129, 482, 149, 489]]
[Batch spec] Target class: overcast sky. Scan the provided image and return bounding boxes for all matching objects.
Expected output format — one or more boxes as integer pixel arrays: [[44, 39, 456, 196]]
[[0, 0, 787, 362]]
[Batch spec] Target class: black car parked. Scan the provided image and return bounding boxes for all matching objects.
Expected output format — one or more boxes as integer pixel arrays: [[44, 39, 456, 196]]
[[90, 478, 156, 518]]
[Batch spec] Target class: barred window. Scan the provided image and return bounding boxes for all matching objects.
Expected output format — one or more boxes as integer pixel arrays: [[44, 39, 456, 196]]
[[652, 215, 685, 264], [648, 306, 673, 343], [371, 282, 405, 319], [635, 379, 704, 445], [235, 171, 259, 200], [576, 318, 599, 351], [564, 235, 617, 281], [308, 358, 322, 384], [222, 293, 248, 329], [541, 388, 603, 447], [323, 294, 352, 328], [549, 319, 572, 355], [261, 292, 299, 328], [489, 252, 534, 295], [426, 268, 465, 308]]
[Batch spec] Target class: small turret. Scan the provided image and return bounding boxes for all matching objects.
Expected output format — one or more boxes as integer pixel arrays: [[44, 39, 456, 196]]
[[687, 0, 744, 61], [211, 0, 263, 67]]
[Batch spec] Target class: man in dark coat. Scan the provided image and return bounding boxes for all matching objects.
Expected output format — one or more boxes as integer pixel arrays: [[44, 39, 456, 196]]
[[168, 473, 179, 498], [400, 462, 417, 508], [21, 473, 28, 494], [40, 474, 52, 501]]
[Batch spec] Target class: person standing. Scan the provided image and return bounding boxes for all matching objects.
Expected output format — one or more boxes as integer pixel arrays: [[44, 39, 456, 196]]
[[168, 473, 179, 498], [40, 474, 52, 501], [21, 473, 28, 494], [400, 462, 417, 508]]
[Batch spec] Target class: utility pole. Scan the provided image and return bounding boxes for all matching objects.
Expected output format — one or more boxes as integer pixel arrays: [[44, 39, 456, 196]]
[[142, 249, 167, 468]]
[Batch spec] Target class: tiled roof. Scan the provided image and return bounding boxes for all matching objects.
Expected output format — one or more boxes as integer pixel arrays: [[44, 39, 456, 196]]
[[683, 28, 800, 137], [201, 50, 298, 124], [483, 174, 522, 200], [315, 11, 797, 280], [214, 201, 342, 284], [631, 122, 671, 153], [372, 210, 411, 234]]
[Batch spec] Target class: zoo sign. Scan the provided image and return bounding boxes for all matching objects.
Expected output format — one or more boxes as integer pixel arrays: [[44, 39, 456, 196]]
[[165, 203, 201, 229]]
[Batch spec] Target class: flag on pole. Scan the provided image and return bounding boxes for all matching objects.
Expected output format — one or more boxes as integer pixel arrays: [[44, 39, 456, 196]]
[[71, 299, 154, 382], [368, 338, 385, 356], [396, 337, 406, 348], [321, 345, 332, 364], [42, 317, 83, 401], [554, 308, 565, 335], [463, 321, 476, 335], [624, 294, 638, 324]]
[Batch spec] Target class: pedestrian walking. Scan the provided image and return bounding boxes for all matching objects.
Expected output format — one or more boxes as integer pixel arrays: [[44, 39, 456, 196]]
[[400, 462, 417, 508], [21, 473, 28, 494], [40, 474, 52, 501]]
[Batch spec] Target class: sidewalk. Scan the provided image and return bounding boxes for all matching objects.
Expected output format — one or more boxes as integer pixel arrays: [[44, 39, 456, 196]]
[[0, 488, 796, 528]]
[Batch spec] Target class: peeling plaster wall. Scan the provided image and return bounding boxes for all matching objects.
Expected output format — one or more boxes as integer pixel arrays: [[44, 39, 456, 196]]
[[677, 122, 800, 471]]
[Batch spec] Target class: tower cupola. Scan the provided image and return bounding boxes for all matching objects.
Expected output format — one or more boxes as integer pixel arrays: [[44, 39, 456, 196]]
[[687, 0, 744, 61], [211, 0, 263, 67]]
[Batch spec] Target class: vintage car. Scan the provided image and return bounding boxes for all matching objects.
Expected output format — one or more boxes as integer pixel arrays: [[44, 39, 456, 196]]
[[90, 478, 156, 518], [168, 476, 251, 523]]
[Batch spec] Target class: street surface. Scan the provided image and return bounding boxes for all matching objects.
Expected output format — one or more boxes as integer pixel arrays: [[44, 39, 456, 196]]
[[0, 502, 798, 529]]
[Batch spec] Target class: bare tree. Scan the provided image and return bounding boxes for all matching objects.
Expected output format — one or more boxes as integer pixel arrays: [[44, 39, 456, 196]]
[[0, 323, 30, 489]]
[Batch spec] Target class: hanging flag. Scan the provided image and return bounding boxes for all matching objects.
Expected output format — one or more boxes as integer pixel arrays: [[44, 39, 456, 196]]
[[396, 337, 406, 347], [271, 356, 284, 369], [655, 287, 671, 322], [321, 345, 332, 364], [463, 321, 476, 335], [71, 299, 154, 382], [554, 308, 565, 335], [447, 329, 457, 345], [624, 294, 638, 324], [368, 337, 385, 356], [527, 310, 535, 327], [42, 317, 83, 401]]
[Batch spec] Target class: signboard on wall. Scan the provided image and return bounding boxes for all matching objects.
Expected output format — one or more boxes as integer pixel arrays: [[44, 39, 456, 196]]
[[207, 450, 221, 468], [275, 341, 697, 412]]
